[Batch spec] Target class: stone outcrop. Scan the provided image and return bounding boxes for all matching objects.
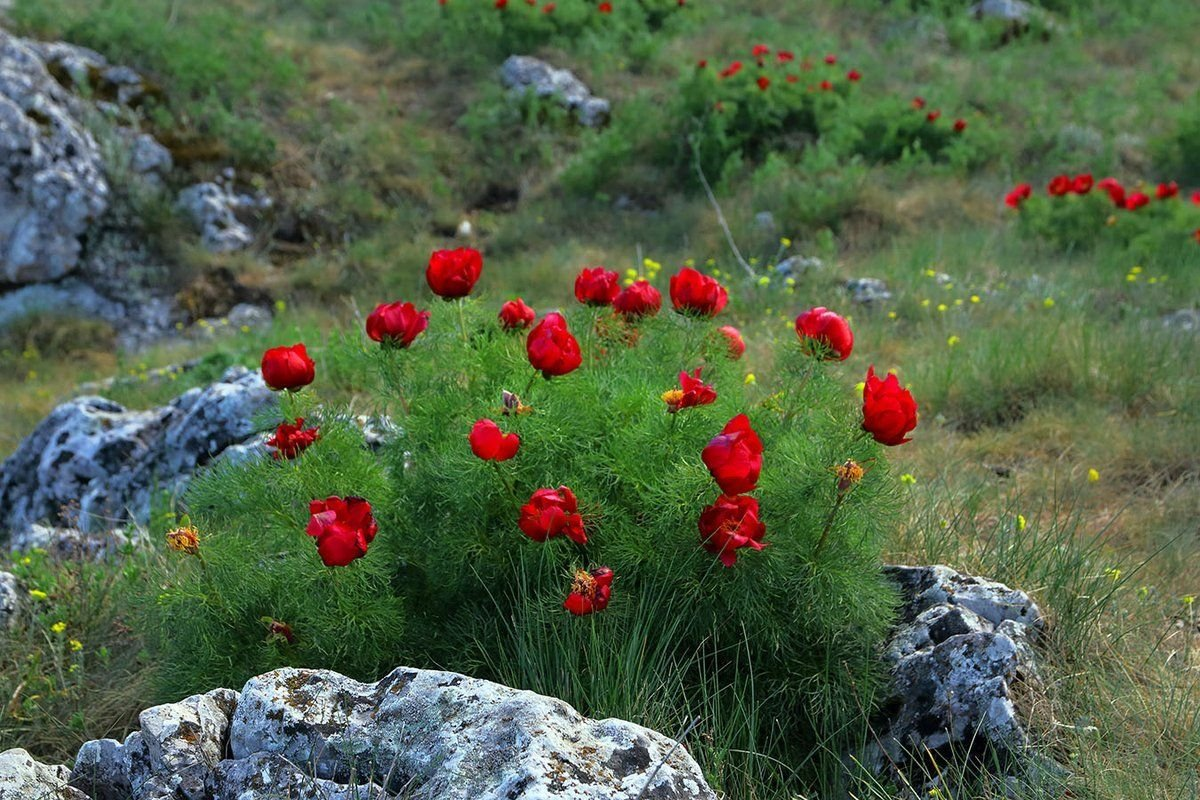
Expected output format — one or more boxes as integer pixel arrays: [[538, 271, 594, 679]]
[[176, 178, 271, 254], [0, 748, 88, 799], [500, 56, 610, 128]]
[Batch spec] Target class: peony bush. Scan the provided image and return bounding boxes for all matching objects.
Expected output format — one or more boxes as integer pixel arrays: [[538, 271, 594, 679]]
[[145, 250, 916, 794]]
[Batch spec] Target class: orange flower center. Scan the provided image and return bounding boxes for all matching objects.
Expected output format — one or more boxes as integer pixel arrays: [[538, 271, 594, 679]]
[[570, 569, 597, 597], [166, 525, 200, 555]]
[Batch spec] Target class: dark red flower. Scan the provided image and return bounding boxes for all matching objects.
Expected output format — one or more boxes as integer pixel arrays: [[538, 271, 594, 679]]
[[496, 0, 507, 7], [785, 74, 799, 83], [1156, 181, 1179, 200], [527, 312, 582, 377], [1097, 177, 1126, 206], [366, 301, 430, 347], [1124, 191, 1149, 211], [847, 68, 862, 82], [1194, 228, 1200, 245], [777, 50, 794, 63], [663, 368, 717, 413], [1004, 183, 1033, 209], [426, 247, 483, 299], [1071, 173, 1094, 194], [519, 486, 586, 545], [911, 96, 926, 110], [751, 44, 770, 57], [1047, 174, 1071, 196], [261, 344, 315, 391], [542, 2, 555, 12], [862, 366, 918, 446], [306, 496, 378, 567], [670, 267, 728, 317], [824, 54, 837, 64], [267, 418, 320, 460], [564, 567, 613, 616], [718, 325, 745, 359], [819, 79, 833, 91], [613, 280, 662, 319], [499, 298, 536, 331], [702, 414, 763, 495], [574, 267, 621, 307], [598, 0, 612, 11], [795, 306, 854, 361], [926, 109, 941, 122], [697, 59, 707, 68], [719, 61, 743, 78], [469, 418, 520, 462], [953, 118, 967, 133], [266, 620, 295, 644], [698, 494, 766, 567], [757, 76, 770, 91]]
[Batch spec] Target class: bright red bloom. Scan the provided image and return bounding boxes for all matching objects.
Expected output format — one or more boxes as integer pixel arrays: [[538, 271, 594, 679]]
[[698, 494, 766, 567], [261, 344, 315, 391], [718, 325, 745, 359], [366, 301, 430, 347], [519, 486, 586, 545], [306, 496, 378, 567], [613, 280, 662, 319], [469, 418, 520, 462], [926, 109, 941, 122], [496, 0, 507, 7], [751, 44, 770, 57], [1071, 173, 1094, 194], [757, 76, 770, 91], [824, 54, 837, 64], [953, 118, 967, 133], [669, 267, 728, 317], [719, 61, 743, 78], [527, 312, 582, 377], [664, 368, 717, 413], [847, 69, 862, 81], [1047, 174, 1071, 196], [911, 96, 926, 110], [1124, 191, 1150, 210], [426, 247, 483, 299], [1097, 177, 1126, 206], [862, 366, 918, 446], [564, 567, 613, 616], [574, 267, 621, 307], [777, 50, 795, 63], [1156, 181, 1179, 200], [1191, 190, 1200, 205], [795, 306, 854, 361], [1004, 183, 1033, 209], [819, 79, 833, 91], [499, 298, 536, 330], [702, 414, 763, 495], [598, 0, 612, 11], [267, 418, 320, 460]]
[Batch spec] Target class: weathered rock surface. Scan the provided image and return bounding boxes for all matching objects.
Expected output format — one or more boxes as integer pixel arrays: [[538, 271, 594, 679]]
[[177, 179, 270, 254], [0, 571, 18, 630], [0, 366, 275, 539], [872, 565, 1044, 771], [9, 523, 142, 560], [1162, 308, 1200, 333], [0, 748, 88, 799], [844, 277, 892, 304], [60, 666, 714, 800], [969, 0, 1035, 23], [500, 55, 610, 128]]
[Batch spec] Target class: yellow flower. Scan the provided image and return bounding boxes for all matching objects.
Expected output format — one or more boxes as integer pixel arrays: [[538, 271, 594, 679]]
[[920, 299, 931, 308], [900, 473, 916, 485], [1017, 514, 1027, 532], [240, 325, 251, 334], [1105, 567, 1121, 582], [854, 381, 866, 393], [785, 277, 796, 287], [1087, 468, 1100, 482], [1125, 273, 1138, 282], [69, 639, 82, 652], [936, 303, 947, 312], [623, 278, 634, 286], [705, 258, 715, 266], [684, 258, 695, 267], [924, 268, 936, 277], [780, 237, 792, 247], [887, 311, 897, 320], [954, 298, 963, 306], [744, 373, 756, 385], [970, 295, 981, 304], [1147, 277, 1158, 285], [757, 276, 770, 287], [29, 589, 47, 601], [20, 556, 31, 566], [833, 459, 865, 492], [1130, 265, 1143, 275], [947, 335, 960, 347], [50, 621, 66, 634], [1043, 297, 1055, 308], [166, 526, 201, 556], [1184, 595, 1195, 606], [625, 268, 638, 278], [748, 257, 759, 266]]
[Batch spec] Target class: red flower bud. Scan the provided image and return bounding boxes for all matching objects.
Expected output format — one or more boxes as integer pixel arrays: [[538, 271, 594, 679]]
[[847, 68, 862, 82], [366, 301, 430, 347], [702, 414, 763, 495], [862, 366, 918, 446], [1004, 183, 1033, 209], [698, 494, 766, 567], [426, 247, 483, 299], [305, 496, 378, 567], [953, 118, 967, 133], [717, 325, 745, 359], [613, 280, 662, 319], [519, 486, 586, 545], [469, 418, 520, 462], [669, 267, 728, 317], [574, 267, 621, 307], [498, 298, 536, 331], [526, 312, 583, 378], [757, 76, 770, 91], [260, 344, 315, 391], [795, 306, 854, 361]]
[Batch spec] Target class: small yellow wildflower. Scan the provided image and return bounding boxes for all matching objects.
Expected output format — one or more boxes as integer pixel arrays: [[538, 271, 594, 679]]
[[1017, 514, 1027, 531], [50, 621, 66, 634], [785, 277, 796, 287], [744, 373, 757, 385], [166, 526, 201, 556], [936, 303, 947, 312], [921, 299, 931, 308], [1087, 468, 1100, 482], [1105, 567, 1121, 582], [1125, 273, 1138, 283], [685, 258, 695, 267], [1130, 265, 1143, 275], [29, 589, 47, 601], [69, 639, 83, 652], [240, 325, 251, 334], [780, 237, 792, 247], [1184, 595, 1195, 607], [924, 269, 937, 277], [274, 299, 287, 312], [855, 381, 866, 393], [954, 298, 964, 306], [625, 268, 638, 278], [623, 278, 634, 287], [887, 311, 898, 320], [1147, 277, 1158, 285], [1043, 297, 1055, 308], [947, 335, 961, 347], [970, 295, 981, 304], [900, 473, 917, 485], [757, 276, 770, 287]]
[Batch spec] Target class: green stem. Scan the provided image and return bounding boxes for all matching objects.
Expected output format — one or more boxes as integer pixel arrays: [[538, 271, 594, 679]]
[[456, 298, 470, 345], [812, 493, 846, 561], [522, 369, 539, 403], [491, 462, 521, 505]]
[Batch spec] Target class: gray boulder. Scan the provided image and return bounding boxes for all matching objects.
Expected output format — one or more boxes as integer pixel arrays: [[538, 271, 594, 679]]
[[0, 571, 18, 630], [0, 748, 88, 800], [9, 524, 142, 560], [176, 181, 271, 254], [844, 277, 892, 304], [0, 366, 275, 538], [500, 56, 610, 128]]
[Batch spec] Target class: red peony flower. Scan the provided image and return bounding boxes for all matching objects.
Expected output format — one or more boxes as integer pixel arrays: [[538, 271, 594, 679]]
[[862, 366, 918, 446], [1047, 174, 1071, 196], [1004, 183, 1033, 209], [847, 68, 862, 82], [777, 50, 795, 63], [1191, 190, 1200, 205], [669, 267, 728, 317], [366, 301, 430, 347], [613, 280, 662, 319], [795, 306, 854, 361], [527, 312, 583, 377], [824, 54, 837, 64], [785, 74, 799, 83], [499, 298, 536, 331], [574, 267, 621, 307], [1123, 191, 1150, 210], [598, 0, 612, 11], [702, 414, 763, 495], [1096, 177, 1125, 207], [751, 44, 770, 57], [912, 96, 926, 110], [1071, 173, 1094, 194], [469, 418, 520, 462], [1194, 228, 1200, 245], [926, 109, 941, 122], [757, 76, 770, 91], [697, 59, 707, 68], [496, 0, 507, 7], [1156, 181, 1179, 200], [261, 344, 315, 391], [267, 418, 320, 460], [719, 61, 743, 79], [953, 118, 967, 133], [663, 368, 717, 413], [698, 494, 766, 567], [519, 486, 586, 545], [819, 79, 833, 91], [542, 2, 555, 12], [718, 325, 745, 359], [426, 247, 483, 299], [306, 496, 378, 567], [564, 567, 613, 616]]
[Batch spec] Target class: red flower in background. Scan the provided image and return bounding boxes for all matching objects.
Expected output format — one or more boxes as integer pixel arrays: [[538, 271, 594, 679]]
[[306, 496, 378, 567], [663, 368, 717, 413], [1156, 181, 1179, 200], [613, 280, 662, 319], [751, 44, 771, 57], [469, 418, 520, 462], [598, 0, 612, 11], [527, 312, 583, 377], [911, 96, 926, 110], [795, 306, 854, 361], [1124, 191, 1150, 210], [564, 567, 613, 616], [819, 79, 833, 91], [785, 74, 799, 83], [427, 247, 483, 299], [953, 118, 967, 133], [719, 61, 743, 78], [777, 50, 795, 63], [926, 110, 941, 122], [267, 418, 320, 460], [862, 366, 918, 446], [495, 0, 507, 7], [702, 414, 763, 495], [542, 2, 555, 13], [670, 267, 728, 317], [1193, 228, 1200, 244], [499, 298, 536, 330], [1191, 190, 1200, 205], [698, 494, 766, 567], [824, 54, 837, 64], [1004, 183, 1033, 208], [366, 301, 430, 347], [519, 486, 586, 545], [718, 325, 746, 359], [574, 267, 621, 307], [1071, 174, 1094, 194], [261, 344, 315, 391], [1047, 174, 1071, 196], [1097, 177, 1126, 206], [757, 76, 770, 91], [847, 69, 862, 82]]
